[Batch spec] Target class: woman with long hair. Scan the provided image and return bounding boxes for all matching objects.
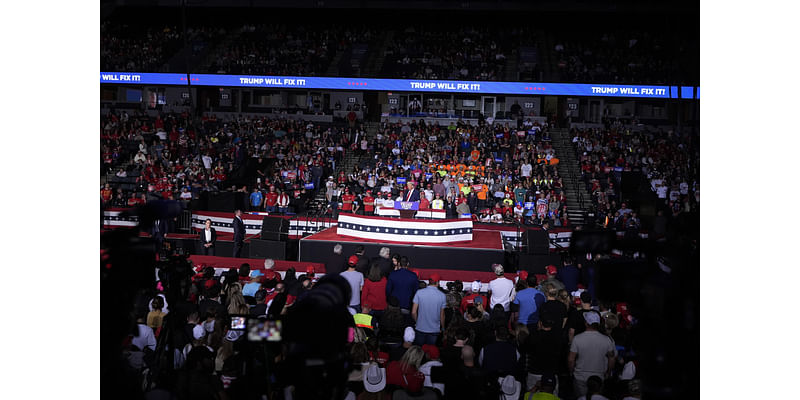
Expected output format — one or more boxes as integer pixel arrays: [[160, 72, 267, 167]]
[[362, 264, 388, 320], [386, 345, 425, 393]]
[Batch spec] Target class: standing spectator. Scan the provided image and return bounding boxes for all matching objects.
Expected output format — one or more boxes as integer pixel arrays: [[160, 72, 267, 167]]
[[373, 247, 393, 278], [523, 317, 563, 397], [512, 275, 546, 332], [362, 264, 388, 320], [419, 344, 445, 396], [478, 326, 520, 377], [488, 264, 515, 312], [277, 189, 290, 214], [264, 186, 278, 212], [386, 257, 419, 314], [249, 187, 263, 211], [523, 374, 559, 400], [386, 346, 425, 394], [557, 257, 581, 293], [241, 270, 263, 297], [568, 311, 616, 398], [326, 243, 346, 276], [411, 274, 447, 345], [538, 282, 568, 335], [132, 313, 157, 352], [199, 219, 216, 256], [341, 255, 365, 313], [101, 183, 113, 203], [577, 375, 610, 400], [461, 281, 488, 314], [232, 210, 245, 258]]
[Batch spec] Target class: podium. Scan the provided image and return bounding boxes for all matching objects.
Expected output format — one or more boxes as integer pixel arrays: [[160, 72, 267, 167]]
[[395, 201, 419, 219]]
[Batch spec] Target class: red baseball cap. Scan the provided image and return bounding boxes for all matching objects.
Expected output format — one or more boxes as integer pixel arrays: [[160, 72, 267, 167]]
[[546, 265, 557, 275], [518, 271, 528, 281], [306, 266, 315, 275], [429, 273, 441, 283], [421, 344, 440, 360], [348, 255, 359, 266]]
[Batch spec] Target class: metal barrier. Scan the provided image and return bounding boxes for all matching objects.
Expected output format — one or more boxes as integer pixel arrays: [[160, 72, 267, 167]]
[[177, 209, 193, 233]]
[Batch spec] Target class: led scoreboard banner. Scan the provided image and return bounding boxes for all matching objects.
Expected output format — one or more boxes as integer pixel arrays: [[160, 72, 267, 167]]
[[101, 72, 699, 99]]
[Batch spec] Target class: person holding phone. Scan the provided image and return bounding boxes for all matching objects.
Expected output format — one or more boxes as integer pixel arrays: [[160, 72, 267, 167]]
[[200, 219, 217, 255]]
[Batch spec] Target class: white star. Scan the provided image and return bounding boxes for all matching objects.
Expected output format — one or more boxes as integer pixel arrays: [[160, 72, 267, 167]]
[[367, 227, 371, 231], [414, 230, 419, 234], [434, 231, 439, 235], [404, 230, 409, 234], [394, 229, 399, 233], [424, 230, 429, 234]]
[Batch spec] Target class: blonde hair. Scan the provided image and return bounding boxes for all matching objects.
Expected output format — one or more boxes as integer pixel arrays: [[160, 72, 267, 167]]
[[399, 346, 425, 372]]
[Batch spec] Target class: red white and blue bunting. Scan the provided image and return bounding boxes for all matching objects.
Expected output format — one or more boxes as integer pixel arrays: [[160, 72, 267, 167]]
[[336, 214, 473, 244]]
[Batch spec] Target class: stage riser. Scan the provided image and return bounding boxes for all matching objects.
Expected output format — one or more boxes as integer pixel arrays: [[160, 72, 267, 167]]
[[299, 240, 505, 271]]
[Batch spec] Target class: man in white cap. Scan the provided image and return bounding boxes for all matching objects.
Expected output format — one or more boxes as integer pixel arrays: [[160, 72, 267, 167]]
[[460, 280, 488, 314], [487, 264, 515, 312], [568, 310, 616, 398]]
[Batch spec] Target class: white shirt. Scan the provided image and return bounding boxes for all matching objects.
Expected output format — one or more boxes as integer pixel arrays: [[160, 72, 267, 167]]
[[419, 360, 445, 395], [488, 277, 515, 311], [205, 229, 212, 242], [521, 163, 532, 177], [132, 324, 156, 351], [202, 155, 213, 170]]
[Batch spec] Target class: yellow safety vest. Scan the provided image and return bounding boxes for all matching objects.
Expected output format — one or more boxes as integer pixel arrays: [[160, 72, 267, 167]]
[[354, 313, 373, 329]]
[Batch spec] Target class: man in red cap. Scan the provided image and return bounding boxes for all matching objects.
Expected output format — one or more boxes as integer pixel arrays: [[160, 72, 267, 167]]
[[411, 273, 447, 345], [341, 255, 365, 313]]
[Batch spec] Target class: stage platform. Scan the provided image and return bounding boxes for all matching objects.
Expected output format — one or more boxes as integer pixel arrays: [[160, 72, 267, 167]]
[[299, 227, 505, 271]]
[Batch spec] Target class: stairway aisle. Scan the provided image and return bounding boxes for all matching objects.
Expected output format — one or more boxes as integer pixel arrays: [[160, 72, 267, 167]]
[[550, 128, 591, 226], [309, 121, 382, 211]]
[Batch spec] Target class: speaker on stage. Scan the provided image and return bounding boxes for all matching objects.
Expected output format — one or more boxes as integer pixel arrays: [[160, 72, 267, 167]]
[[523, 229, 550, 255], [249, 239, 286, 259], [261, 217, 289, 241]]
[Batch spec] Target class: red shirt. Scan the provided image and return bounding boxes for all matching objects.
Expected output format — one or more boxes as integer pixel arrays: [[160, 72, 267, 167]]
[[460, 293, 488, 313], [419, 198, 430, 209], [361, 278, 387, 311], [101, 188, 112, 202], [341, 193, 355, 211], [265, 192, 279, 206], [386, 361, 424, 393], [363, 196, 375, 212]]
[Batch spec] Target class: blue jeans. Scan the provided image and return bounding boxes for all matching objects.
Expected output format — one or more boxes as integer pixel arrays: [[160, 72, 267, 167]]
[[413, 330, 439, 346], [265, 205, 276, 212]]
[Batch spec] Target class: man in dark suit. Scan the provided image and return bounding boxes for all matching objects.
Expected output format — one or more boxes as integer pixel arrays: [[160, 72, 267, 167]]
[[199, 218, 217, 256], [232, 209, 245, 258], [403, 182, 420, 202]]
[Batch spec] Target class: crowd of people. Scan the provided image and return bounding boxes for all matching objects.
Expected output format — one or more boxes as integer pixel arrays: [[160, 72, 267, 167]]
[[322, 118, 570, 227], [572, 124, 699, 236], [101, 22, 185, 72], [120, 243, 643, 400], [382, 25, 513, 81], [207, 24, 380, 77], [552, 31, 691, 85], [101, 110, 365, 214]]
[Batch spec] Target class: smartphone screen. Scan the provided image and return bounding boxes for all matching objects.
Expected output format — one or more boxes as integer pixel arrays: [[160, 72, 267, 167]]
[[247, 319, 282, 342], [230, 316, 247, 331]]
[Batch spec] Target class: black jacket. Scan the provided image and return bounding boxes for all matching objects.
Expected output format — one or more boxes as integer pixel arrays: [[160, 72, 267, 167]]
[[232, 217, 245, 243]]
